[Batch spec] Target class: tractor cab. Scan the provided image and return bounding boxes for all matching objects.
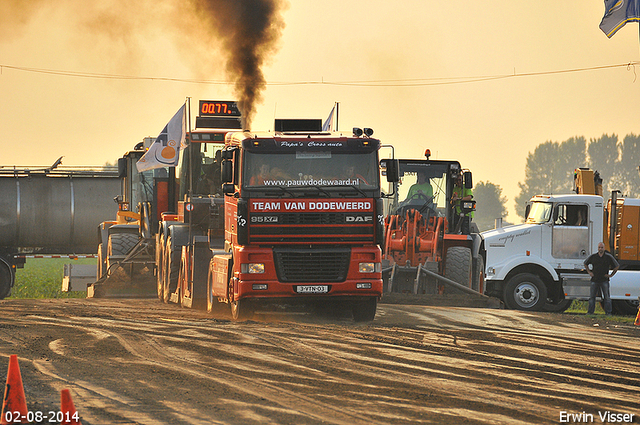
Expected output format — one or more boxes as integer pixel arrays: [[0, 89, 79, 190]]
[[379, 150, 480, 296], [382, 151, 473, 234]]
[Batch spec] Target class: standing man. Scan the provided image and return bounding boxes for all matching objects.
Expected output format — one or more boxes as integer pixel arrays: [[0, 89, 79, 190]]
[[583, 242, 619, 315], [451, 172, 474, 234]]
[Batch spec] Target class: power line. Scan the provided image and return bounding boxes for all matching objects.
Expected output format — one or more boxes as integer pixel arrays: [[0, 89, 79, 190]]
[[1, 62, 638, 87]]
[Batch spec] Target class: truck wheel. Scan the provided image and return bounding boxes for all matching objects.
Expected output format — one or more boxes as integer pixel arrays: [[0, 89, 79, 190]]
[[163, 235, 180, 303], [0, 261, 12, 299], [189, 242, 211, 310], [352, 297, 377, 322], [543, 299, 573, 313], [230, 299, 254, 321], [504, 273, 547, 311], [207, 268, 222, 314], [444, 246, 472, 293], [156, 233, 165, 301], [611, 299, 639, 316]]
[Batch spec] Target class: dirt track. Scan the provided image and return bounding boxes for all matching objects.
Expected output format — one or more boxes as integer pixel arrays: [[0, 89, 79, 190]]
[[0, 299, 638, 424]]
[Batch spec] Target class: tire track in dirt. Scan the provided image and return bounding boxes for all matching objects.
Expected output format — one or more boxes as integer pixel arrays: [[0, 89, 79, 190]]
[[0, 299, 638, 424]]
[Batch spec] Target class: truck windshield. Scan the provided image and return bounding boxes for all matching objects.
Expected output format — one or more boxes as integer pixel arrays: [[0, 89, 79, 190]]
[[243, 151, 379, 190], [526, 201, 553, 224], [177, 142, 225, 198]]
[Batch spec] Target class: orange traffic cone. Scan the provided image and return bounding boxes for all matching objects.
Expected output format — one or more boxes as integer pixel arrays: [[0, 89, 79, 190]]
[[1, 355, 29, 425], [60, 389, 81, 425], [634, 304, 640, 326]]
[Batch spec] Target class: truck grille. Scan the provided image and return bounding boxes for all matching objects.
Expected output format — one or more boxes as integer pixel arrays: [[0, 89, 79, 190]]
[[273, 247, 351, 282], [250, 212, 374, 244]]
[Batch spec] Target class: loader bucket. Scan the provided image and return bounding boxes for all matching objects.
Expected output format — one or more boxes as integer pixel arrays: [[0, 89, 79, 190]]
[[87, 262, 156, 298], [381, 263, 503, 309]]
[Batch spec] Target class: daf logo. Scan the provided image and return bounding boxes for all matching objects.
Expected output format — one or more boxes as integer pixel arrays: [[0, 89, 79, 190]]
[[346, 215, 373, 223]]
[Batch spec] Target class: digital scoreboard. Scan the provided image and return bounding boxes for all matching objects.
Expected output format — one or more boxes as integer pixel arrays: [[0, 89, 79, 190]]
[[199, 100, 241, 117], [196, 100, 242, 129]]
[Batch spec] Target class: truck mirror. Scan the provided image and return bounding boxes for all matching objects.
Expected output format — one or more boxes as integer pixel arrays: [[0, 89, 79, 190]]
[[463, 171, 473, 189], [117, 157, 127, 179], [221, 160, 233, 184], [385, 159, 400, 183]]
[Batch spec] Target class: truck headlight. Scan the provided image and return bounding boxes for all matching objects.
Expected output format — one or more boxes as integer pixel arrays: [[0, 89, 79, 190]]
[[241, 263, 265, 274], [359, 262, 379, 273]]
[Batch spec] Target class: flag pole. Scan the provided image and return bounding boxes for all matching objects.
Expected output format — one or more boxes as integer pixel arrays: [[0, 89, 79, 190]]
[[186, 97, 193, 250], [335, 102, 339, 131]]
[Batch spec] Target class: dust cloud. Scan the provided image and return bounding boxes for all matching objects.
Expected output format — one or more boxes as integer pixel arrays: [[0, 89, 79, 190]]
[[0, 0, 288, 129]]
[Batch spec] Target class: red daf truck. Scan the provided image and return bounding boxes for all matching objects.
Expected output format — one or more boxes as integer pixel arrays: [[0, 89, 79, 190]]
[[211, 119, 392, 320], [158, 105, 396, 321]]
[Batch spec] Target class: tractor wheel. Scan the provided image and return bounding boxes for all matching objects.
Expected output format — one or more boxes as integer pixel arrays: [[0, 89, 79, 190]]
[[352, 297, 377, 322], [444, 246, 472, 293], [106, 232, 138, 273], [504, 273, 547, 311]]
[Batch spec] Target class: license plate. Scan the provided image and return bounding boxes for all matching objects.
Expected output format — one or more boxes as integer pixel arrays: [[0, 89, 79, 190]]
[[296, 285, 329, 294]]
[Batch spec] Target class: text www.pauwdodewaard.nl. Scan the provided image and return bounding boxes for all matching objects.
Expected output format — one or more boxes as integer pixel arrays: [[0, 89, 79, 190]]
[[263, 178, 361, 187]]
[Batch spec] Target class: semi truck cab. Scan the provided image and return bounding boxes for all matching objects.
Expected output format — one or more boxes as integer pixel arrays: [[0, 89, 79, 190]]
[[482, 193, 640, 313]]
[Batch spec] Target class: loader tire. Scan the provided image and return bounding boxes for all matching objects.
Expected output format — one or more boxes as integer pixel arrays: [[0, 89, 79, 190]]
[[444, 246, 472, 294], [162, 235, 180, 303], [504, 273, 547, 311], [106, 232, 139, 274], [97, 243, 106, 280]]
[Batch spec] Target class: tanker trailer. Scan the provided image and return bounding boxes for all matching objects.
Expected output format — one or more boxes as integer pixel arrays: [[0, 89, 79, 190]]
[[0, 162, 119, 298]]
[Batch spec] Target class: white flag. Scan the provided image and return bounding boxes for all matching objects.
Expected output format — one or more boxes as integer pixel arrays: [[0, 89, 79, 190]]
[[322, 104, 335, 131], [136, 105, 187, 172]]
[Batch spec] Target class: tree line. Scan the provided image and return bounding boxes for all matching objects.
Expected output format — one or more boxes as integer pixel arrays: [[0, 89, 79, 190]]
[[472, 133, 640, 232]]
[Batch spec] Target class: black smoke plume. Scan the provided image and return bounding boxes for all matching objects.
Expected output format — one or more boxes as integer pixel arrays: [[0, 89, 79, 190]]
[[191, 0, 287, 129]]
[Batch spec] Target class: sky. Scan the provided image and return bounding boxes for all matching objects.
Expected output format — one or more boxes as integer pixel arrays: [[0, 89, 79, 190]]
[[1, 1, 639, 221]]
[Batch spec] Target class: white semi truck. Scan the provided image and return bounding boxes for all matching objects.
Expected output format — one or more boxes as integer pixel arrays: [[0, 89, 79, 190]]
[[482, 171, 640, 314]]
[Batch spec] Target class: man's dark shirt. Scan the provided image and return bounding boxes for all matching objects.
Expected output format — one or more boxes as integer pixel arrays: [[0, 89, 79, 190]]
[[584, 251, 619, 282]]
